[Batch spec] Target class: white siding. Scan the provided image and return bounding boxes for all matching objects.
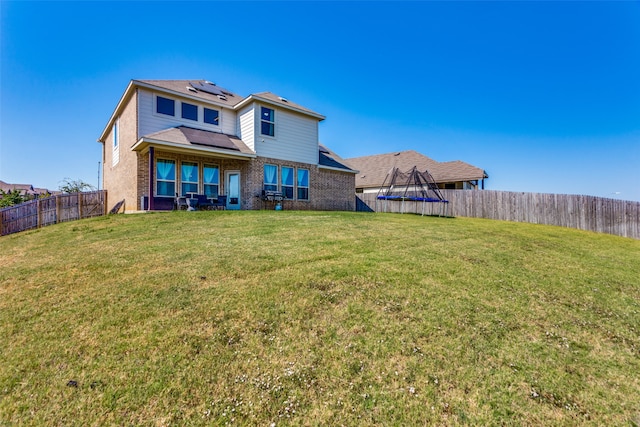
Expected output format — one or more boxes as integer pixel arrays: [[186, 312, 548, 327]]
[[237, 105, 255, 152], [137, 89, 236, 138], [253, 103, 319, 165]]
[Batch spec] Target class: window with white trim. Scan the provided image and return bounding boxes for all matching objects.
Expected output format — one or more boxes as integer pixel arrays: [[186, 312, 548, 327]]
[[264, 164, 278, 192], [113, 120, 119, 148], [297, 168, 309, 200], [157, 96, 175, 116], [112, 120, 120, 166], [181, 161, 199, 196], [204, 108, 219, 125], [260, 107, 275, 137], [281, 166, 294, 199], [182, 102, 198, 121], [203, 164, 219, 198], [156, 159, 176, 197]]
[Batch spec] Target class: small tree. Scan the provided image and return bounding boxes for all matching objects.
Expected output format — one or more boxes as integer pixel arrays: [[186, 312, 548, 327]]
[[0, 189, 25, 208], [58, 178, 95, 194]]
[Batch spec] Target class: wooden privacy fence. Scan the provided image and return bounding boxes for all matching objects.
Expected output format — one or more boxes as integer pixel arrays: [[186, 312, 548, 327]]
[[356, 190, 640, 240], [1, 191, 107, 236]]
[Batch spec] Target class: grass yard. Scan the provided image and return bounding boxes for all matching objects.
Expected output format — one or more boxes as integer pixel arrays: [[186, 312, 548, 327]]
[[1, 211, 639, 426]]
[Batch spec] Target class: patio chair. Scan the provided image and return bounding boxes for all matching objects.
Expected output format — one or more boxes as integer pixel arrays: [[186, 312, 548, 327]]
[[196, 194, 213, 210], [175, 193, 188, 210]]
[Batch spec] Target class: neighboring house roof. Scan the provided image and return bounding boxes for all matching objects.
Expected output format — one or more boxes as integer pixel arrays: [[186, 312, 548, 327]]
[[132, 126, 256, 159], [345, 150, 487, 188], [0, 180, 34, 195], [318, 144, 358, 173], [0, 180, 54, 196]]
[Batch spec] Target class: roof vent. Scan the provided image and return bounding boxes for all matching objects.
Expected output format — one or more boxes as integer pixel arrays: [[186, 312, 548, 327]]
[[278, 96, 288, 102], [204, 80, 216, 86], [217, 94, 227, 101], [394, 152, 401, 156], [187, 86, 197, 93]]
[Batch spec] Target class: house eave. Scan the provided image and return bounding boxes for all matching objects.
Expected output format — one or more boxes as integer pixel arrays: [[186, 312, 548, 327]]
[[318, 165, 359, 174], [98, 80, 136, 143], [132, 80, 235, 110], [131, 137, 257, 160], [98, 80, 237, 143], [235, 94, 326, 121]]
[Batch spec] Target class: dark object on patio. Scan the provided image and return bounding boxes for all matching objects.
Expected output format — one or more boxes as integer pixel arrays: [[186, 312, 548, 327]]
[[175, 193, 188, 210], [261, 190, 283, 201], [196, 194, 214, 210], [212, 195, 227, 209]]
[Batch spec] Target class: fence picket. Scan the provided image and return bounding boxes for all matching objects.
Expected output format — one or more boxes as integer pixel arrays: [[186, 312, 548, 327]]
[[356, 190, 640, 239], [1, 191, 107, 236]]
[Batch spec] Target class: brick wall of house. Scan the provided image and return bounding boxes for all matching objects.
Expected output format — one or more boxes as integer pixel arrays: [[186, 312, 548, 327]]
[[244, 156, 355, 211], [102, 90, 139, 213], [148, 151, 252, 207], [312, 168, 356, 211], [114, 146, 355, 212], [136, 152, 149, 209]]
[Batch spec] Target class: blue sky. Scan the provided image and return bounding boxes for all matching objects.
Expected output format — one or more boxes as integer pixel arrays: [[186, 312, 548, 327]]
[[1, 1, 639, 201]]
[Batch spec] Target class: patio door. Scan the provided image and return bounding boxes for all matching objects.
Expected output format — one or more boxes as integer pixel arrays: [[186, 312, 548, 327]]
[[225, 170, 241, 210]]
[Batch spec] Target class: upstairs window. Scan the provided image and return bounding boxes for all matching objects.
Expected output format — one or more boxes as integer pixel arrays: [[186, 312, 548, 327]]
[[297, 168, 309, 200], [203, 164, 219, 198], [261, 107, 275, 137], [281, 166, 294, 199], [157, 96, 175, 116], [113, 121, 119, 148], [112, 120, 120, 166], [181, 162, 199, 196], [204, 108, 219, 125], [156, 159, 176, 197], [182, 102, 198, 121], [264, 164, 278, 192]]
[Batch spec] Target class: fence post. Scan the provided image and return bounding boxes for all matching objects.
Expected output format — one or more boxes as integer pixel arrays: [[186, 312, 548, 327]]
[[78, 192, 83, 220], [56, 194, 61, 224], [37, 198, 42, 228]]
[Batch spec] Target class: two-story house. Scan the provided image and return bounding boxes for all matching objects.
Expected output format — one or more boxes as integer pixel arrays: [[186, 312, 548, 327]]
[[98, 80, 356, 212]]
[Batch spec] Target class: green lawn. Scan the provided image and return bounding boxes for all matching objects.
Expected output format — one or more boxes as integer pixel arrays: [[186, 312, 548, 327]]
[[1, 211, 639, 426]]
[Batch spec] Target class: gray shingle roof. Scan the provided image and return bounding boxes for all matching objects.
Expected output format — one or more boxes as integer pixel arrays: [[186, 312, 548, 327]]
[[250, 92, 325, 119], [318, 144, 358, 173], [140, 126, 255, 156], [345, 150, 487, 188], [136, 80, 243, 108]]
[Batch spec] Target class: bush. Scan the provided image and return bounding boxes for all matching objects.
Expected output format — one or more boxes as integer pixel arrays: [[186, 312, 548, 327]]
[[58, 178, 95, 194], [0, 189, 25, 208]]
